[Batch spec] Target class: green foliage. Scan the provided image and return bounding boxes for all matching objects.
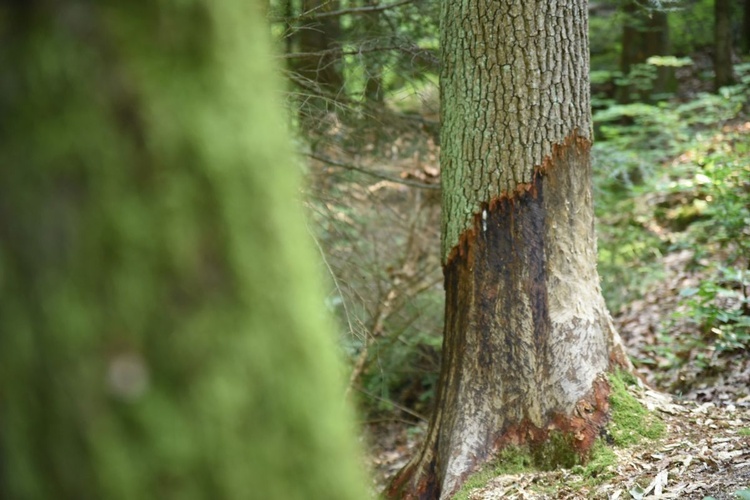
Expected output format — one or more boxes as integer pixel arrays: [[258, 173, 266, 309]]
[[589, 9, 621, 70], [593, 63, 750, 311], [668, 0, 714, 54], [662, 132, 750, 357]]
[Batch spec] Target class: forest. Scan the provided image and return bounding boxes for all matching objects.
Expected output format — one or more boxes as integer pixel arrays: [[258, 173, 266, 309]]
[[0, 0, 748, 499]]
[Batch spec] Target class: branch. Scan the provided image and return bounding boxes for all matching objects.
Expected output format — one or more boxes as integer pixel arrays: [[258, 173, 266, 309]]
[[311, 0, 416, 19], [280, 43, 435, 60], [270, 0, 416, 23], [308, 153, 440, 191]]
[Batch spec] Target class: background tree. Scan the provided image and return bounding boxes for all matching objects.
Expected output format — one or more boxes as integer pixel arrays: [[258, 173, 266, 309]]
[[713, 0, 735, 89], [295, 0, 345, 108], [388, 1, 632, 498], [617, 0, 671, 103], [0, 1, 368, 499]]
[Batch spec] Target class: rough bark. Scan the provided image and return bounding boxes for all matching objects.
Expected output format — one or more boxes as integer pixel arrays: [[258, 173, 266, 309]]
[[0, 2, 367, 499], [714, 0, 736, 90], [387, 1, 631, 498]]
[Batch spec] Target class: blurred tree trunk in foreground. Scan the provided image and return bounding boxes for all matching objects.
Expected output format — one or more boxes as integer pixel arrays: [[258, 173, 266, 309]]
[[387, 1, 632, 498], [714, 0, 735, 90], [0, 2, 367, 499]]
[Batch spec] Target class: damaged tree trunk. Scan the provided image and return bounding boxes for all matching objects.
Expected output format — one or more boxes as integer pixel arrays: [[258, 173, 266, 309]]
[[387, 1, 631, 498]]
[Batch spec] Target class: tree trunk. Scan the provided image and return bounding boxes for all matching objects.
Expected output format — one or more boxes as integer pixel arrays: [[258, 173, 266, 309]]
[[387, 1, 631, 498], [714, 0, 736, 90], [0, 2, 367, 499], [296, 0, 345, 104], [743, 0, 750, 55], [617, 2, 671, 103], [363, 0, 385, 103]]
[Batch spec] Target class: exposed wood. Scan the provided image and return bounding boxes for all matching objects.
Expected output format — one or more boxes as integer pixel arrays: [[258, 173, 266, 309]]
[[386, 1, 632, 497]]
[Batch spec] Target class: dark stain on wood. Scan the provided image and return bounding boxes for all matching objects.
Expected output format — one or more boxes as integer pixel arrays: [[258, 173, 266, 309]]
[[444, 166, 551, 375]]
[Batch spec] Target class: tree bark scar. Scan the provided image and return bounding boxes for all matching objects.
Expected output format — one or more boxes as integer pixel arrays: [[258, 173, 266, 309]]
[[460, 173, 550, 370], [444, 132, 591, 268], [491, 375, 611, 458]]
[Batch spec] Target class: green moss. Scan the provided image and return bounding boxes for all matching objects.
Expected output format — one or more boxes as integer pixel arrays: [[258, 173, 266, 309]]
[[570, 440, 617, 486], [454, 433, 611, 499], [531, 432, 582, 471], [452, 446, 534, 500], [608, 370, 666, 446], [738, 428, 750, 437], [454, 437, 620, 499]]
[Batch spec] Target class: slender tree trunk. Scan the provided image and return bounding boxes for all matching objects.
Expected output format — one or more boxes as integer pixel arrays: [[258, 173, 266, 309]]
[[714, 0, 736, 90], [284, 0, 295, 55], [363, 0, 385, 103], [617, 2, 671, 103], [0, 2, 367, 499], [297, 0, 345, 103], [387, 1, 630, 498]]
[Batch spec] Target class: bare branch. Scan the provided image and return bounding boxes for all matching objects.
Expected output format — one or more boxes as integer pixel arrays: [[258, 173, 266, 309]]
[[308, 153, 440, 191], [270, 0, 417, 23]]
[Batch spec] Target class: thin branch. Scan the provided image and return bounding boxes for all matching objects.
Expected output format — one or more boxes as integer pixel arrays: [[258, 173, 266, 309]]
[[270, 0, 416, 23], [308, 153, 440, 191], [280, 44, 433, 60], [311, 0, 416, 19], [353, 385, 427, 422]]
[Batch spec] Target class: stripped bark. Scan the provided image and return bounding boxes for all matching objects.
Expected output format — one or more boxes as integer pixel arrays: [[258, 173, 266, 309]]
[[387, 1, 631, 498]]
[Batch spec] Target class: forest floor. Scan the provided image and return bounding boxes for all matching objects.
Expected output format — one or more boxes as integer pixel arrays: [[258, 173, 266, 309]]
[[365, 279, 750, 499], [358, 118, 750, 498]]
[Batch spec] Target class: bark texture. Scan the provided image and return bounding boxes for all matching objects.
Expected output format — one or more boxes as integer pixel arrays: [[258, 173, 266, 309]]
[[388, 1, 630, 498], [0, 2, 367, 499]]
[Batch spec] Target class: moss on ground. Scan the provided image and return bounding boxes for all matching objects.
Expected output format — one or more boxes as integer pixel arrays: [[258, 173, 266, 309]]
[[453, 446, 534, 500], [608, 369, 666, 446]]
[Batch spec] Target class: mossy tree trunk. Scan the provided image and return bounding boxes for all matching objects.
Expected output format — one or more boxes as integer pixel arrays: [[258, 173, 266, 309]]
[[0, 2, 367, 499], [714, 0, 736, 90], [387, 1, 631, 498]]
